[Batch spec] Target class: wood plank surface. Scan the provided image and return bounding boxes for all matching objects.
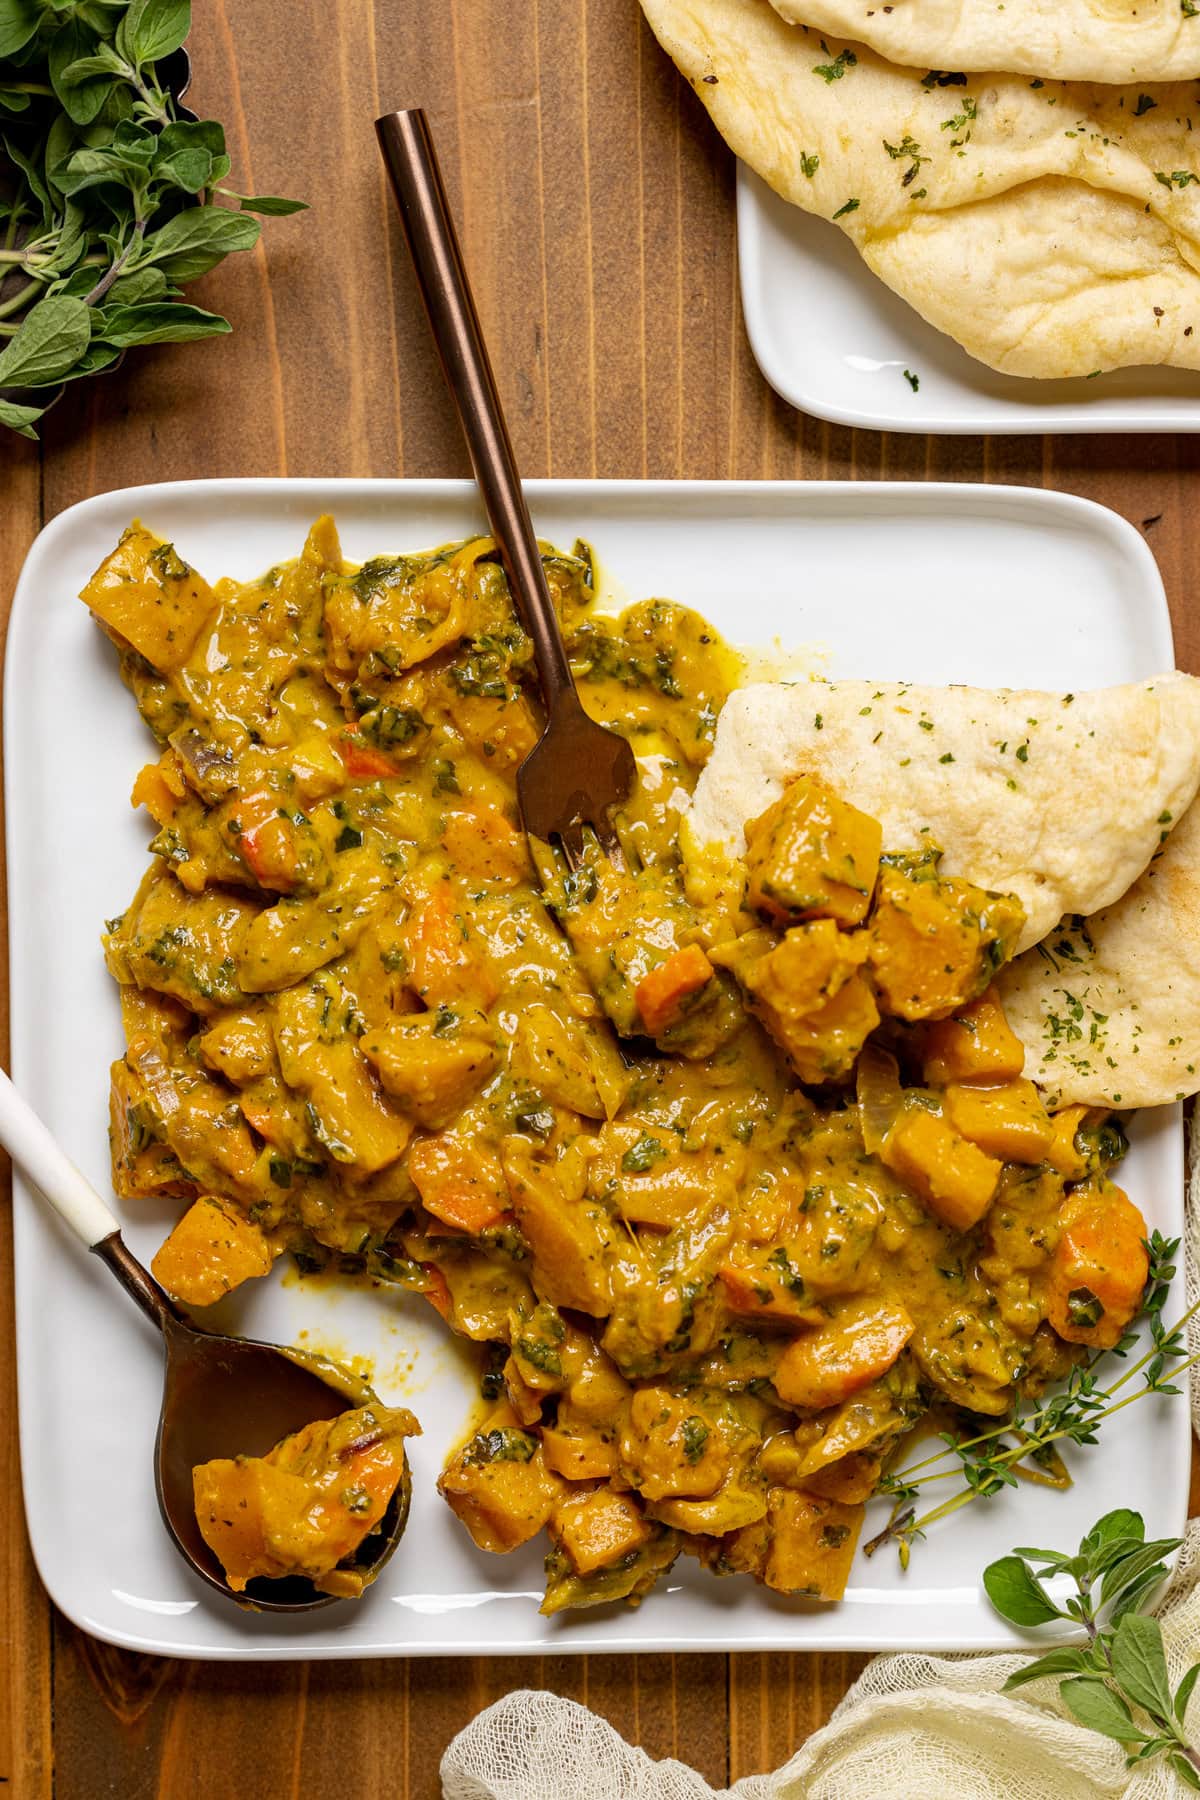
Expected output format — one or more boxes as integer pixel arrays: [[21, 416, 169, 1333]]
[[0, 2, 1196, 1795]]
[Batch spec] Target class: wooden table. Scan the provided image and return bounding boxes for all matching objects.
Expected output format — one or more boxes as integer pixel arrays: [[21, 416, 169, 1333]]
[[1, 3, 1198, 1793]]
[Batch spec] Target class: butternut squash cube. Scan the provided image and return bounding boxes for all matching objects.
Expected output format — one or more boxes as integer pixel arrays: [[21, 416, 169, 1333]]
[[762, 1489, 864, 1600], [944, 1079, 1054, 1165], [550, 1488, 652, 1575], [362, 1014, 496, 1129], [800, 1452, 882, 1505], [592, 1122, 737, 1231], [922, 987, 1025, 1084], [81, 522, 214, 673], [439, 1419, 565, 1552], [502, 1139, 614, 1316], [198, 1010, 277, 1086], [869, 861, 1025, 1021], [151, 1195, 279, 1306], [717, 1258, 824, 1327], [743, 776, 882, 927], [541, 1423, 618, 1482], [714, 921, 879, 1085], [881, 1105, 1002, 1232]]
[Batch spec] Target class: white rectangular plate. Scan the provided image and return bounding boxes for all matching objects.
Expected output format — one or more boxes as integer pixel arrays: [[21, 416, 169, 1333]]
[[739, 167, 1200, 435], [6, 477, 1188, 1660]]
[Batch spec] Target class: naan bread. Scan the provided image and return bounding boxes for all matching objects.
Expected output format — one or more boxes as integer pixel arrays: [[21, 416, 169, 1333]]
[[686, 674, 1200, 954], [639, 0, 1200, 378], [769, 0, 1200, 85], [999, 797, 1200, 1108]]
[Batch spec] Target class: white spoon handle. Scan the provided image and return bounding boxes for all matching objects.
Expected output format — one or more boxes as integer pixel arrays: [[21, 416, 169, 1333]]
[[0, 1069, 120, 1248]]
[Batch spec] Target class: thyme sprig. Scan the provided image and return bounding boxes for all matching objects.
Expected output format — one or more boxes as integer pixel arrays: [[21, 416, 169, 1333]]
[[985, 1510, 1200, 1789], [865, 1233, 1196, 1565]]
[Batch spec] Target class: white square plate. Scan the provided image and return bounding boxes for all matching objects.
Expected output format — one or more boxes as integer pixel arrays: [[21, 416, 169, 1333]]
[[739, 167, 1200, 434], [6, 478, 1189, 1659]]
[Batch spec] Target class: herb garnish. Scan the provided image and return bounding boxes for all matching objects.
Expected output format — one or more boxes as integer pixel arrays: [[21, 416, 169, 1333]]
[[985, 1511, 1200, 1789], [866, 1234, 1195, 1565], [0, 0, 305, 437]]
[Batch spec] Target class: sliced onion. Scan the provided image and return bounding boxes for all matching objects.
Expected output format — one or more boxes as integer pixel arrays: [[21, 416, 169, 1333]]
[[857, 1043, 903, 1155]]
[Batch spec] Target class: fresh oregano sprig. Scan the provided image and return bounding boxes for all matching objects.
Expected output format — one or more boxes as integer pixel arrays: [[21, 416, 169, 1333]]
[[865, 1232, 1197, 1565], [984, 1509, 1200, 1790], [0, 0, 305, 437]]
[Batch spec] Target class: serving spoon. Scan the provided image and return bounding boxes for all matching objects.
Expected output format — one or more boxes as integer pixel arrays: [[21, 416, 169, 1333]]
[[375, 107, 635, 868], [0, 1070, 409, 1612]]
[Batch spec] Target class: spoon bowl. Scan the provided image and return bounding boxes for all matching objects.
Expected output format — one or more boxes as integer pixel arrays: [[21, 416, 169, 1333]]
[[2, 1076, 412, 1613], [159, 1315, 410, 1612]]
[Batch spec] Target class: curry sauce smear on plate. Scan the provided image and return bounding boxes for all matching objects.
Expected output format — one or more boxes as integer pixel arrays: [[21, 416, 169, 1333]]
[[81, 517, 1146, 1614]]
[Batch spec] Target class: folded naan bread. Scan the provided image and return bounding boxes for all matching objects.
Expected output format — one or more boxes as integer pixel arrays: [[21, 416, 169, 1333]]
[[768, 0, 1200, 85], [686, 674, 1200, 954], [639, 0, 1200, 378], [999, 797, 1200, 1108]]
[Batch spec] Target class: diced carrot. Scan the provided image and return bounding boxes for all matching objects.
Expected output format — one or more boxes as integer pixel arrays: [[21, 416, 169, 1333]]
[[151, 1195, 279, 1306], [635, 945, 716, 1036], [772, 1302, 914, 1411], [336, 725, 398, 780], [408, 1133, 510, 1235]]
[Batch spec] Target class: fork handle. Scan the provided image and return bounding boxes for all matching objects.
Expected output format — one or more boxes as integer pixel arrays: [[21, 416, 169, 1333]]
[[376, 108, 576, 708]]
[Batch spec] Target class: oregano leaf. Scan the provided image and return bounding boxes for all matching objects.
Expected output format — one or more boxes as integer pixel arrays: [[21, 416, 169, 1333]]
[[0, 0, 302, 436], [1100, 1540, 1179, 1610], [1002, 1648, 1092, 1690], [0, 294, 91, 387], [1059, 1678, 1148, 1744], [95, 299, 230, 345], [1083, 1510, 1145, 1555], [232, 192, 309, 215], [982, 1555, 1062, 1627], [0, 0, 43, 59], [140, 204, 259, 278], [116, 0, 189, 66], [1110, 1614, 1174, 1722], [0, 396, 45, 438]]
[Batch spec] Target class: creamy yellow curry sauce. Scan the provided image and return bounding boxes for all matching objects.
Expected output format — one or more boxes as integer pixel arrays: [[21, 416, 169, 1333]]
[[81, 518, 1148, 1612]]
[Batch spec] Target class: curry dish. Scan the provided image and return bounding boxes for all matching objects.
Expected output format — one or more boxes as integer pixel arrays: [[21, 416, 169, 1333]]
[[81, 518, 1148, 1612]]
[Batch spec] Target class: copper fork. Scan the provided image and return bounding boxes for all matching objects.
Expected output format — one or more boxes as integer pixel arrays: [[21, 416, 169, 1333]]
[[375, 107, 635, 865]]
